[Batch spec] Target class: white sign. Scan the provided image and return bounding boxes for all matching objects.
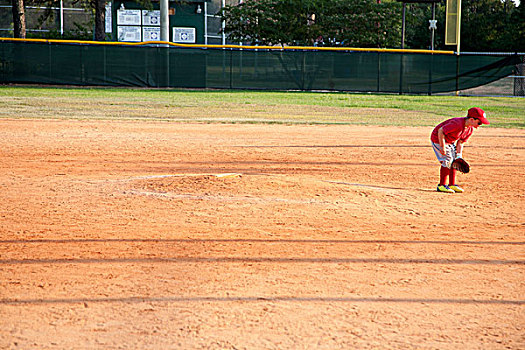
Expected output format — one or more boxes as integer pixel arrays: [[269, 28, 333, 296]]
[[118, 26, 142, 42], [105, 3, 112, 33], [429, 19, 437, 30], [143, 27, 161, 41], [117, 9, 141, 26], [173, 27, 196, 43], [142, 10, 160, 26]]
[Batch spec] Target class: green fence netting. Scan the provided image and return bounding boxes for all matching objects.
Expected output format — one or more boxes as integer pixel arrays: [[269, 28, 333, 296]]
[[0, 39, 522, 94]]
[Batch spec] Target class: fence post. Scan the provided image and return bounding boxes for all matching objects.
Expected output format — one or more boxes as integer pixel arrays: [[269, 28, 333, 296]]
[[302, 50, 306, 90], [377, 52, 380, 92], [103, 45, 107, 86], [48, 42, 52, 82], [222, 49, 226, 81], [229, 48, 233, 89], [514, 54, 525, 97], [399, 53, 404, 95], [0, 42, 3, 82], [80, 45, 85, 84], [455, 54, 460, 93], [160, 46, 170, 87], [428, 53, 433, 96]]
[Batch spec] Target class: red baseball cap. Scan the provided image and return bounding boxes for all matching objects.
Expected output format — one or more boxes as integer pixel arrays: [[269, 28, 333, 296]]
[[467, 107, 490, 125]]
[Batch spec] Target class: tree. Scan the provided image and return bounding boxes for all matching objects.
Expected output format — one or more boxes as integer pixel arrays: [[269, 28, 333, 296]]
[[400, 2, 444, 50], [11, 0, 26, 38], [460, 0, 504, 51], [452, 0, 524, 51], [220, 0, 402, 48], [510, 1, 525, 51], [221, 0, 522, 51], [93, 0, 106, 41], [399, 0, 523, 51], [319, 0, 401, 48]]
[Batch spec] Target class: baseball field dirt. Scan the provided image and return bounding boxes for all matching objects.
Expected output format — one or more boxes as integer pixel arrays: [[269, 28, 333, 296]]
[[0, 119, 523, 349]]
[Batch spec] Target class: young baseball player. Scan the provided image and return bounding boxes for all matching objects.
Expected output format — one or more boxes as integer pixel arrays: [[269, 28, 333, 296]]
[[430, 107, 489, 193]]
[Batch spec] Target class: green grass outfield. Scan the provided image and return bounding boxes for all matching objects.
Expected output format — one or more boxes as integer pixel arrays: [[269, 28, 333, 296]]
[[1, 86, 524, 128]]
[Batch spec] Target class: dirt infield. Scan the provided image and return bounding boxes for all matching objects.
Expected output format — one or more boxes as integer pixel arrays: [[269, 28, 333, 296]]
[[1, 119, 523, 349]]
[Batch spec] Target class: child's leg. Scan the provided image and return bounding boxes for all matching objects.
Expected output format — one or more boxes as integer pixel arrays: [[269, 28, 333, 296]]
[[440, 166, 449, 185], [449, 168, 457, 185]]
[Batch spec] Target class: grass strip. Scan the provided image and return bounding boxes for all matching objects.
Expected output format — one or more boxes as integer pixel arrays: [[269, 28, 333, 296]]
[[1, 86, 523, 128]]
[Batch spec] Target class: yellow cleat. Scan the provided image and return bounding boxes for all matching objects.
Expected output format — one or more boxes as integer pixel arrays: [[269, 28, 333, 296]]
[[437, 184, 455, 193], [448, 184, 464, 193]]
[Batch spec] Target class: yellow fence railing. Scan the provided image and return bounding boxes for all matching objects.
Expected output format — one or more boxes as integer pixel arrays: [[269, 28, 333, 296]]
[[0, 37, 456, 55]]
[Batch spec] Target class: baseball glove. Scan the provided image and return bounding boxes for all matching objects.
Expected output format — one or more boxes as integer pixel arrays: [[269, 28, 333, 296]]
[[451, 158, 470, 173]]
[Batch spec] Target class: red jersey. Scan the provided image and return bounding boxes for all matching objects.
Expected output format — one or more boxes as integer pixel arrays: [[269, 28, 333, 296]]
[[431, 117, 473, 144]]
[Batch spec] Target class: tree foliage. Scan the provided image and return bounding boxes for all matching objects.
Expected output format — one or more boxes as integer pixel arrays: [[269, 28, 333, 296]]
[[11, 0, 524, 51], [220, 0, 402, 47], [510, 1, 525, 51], [221, 0, 524, 51], [401, 0, 524, 51], [460, 0, 524, 51]]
